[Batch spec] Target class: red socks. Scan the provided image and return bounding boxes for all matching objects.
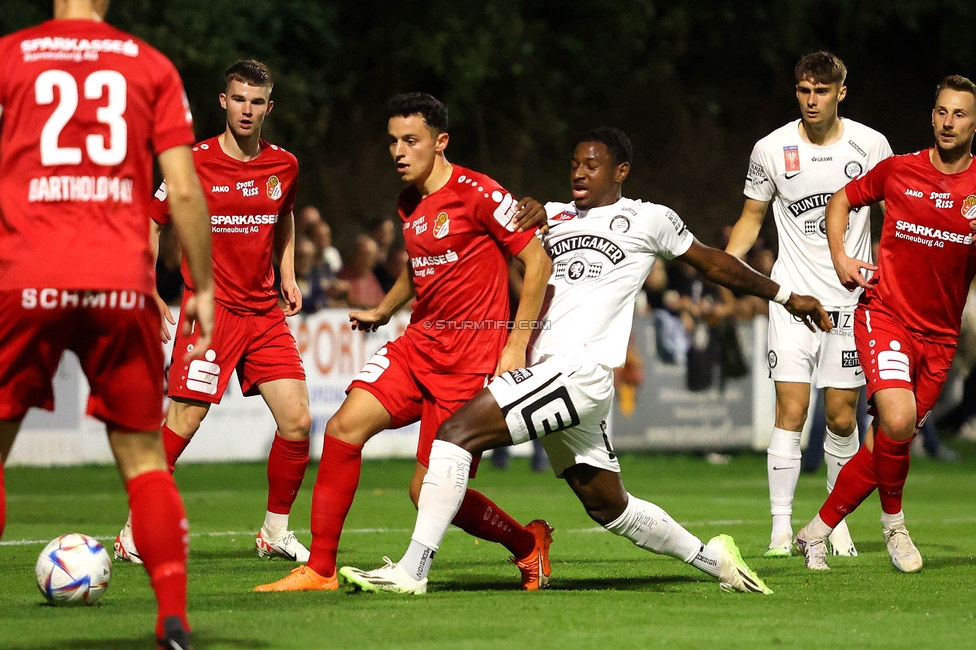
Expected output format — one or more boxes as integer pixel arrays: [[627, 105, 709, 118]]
[[126, 470, 189, 639], [162, 424, 191, 474], [307, 436, 362, 577], [819, 443, 878, 528], [452, 489, 535, 559], [873, 430, 913, 515], [267, 432, 310, 514]]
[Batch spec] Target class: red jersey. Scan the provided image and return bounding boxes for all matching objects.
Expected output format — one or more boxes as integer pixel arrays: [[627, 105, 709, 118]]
[[0, 19, 195, 293], [150, 136, 298, 313], [845, 150, 976, 343], [400, 164, 535, 373]]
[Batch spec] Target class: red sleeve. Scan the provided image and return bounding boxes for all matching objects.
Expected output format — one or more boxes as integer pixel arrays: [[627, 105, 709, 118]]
[[470, 177, 535, 256], [845, 155, 895, 209], [281, 156, 298, 215], [150, 52, 196, 155], [149, 181, 171, 226]]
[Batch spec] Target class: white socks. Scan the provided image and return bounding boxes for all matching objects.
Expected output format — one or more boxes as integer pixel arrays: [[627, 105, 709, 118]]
[[881, 510, 906, 533], [767, 427, 802, 539], [824, 426, 859, 493], [399, 440, 473, 581], [604, 494, 721, 579], [263, 512, 289, 539]]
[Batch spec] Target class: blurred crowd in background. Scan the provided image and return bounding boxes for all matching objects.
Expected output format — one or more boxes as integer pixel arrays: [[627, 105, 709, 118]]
[[155, 211, 976, 466]]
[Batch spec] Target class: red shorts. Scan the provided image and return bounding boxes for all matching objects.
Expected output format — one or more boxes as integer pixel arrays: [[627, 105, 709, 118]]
[[348, 336, 489, 474], [167, 295, 305, 404], [0, 289, 163, 432], [855, 306, 956, 427]]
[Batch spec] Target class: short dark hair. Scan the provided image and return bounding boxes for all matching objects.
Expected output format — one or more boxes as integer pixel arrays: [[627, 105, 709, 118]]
[[576, 127, 632, 166], [387, 93, 449, 132], [935, 74, 976, 103], [225, 60, 273, 89], [794, 51, 847, 86]]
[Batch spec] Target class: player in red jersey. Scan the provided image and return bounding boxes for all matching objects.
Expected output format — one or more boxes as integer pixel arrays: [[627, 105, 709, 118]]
[[0, 1, 213, 648], [795, 75, 976, 573], [114, 60, 313, 566], [255, 92, 553, 593]]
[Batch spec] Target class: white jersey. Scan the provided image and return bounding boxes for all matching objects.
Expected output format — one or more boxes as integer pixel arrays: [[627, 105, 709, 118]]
[[744, 118, 892, 307], [532, 198, 694, 368]]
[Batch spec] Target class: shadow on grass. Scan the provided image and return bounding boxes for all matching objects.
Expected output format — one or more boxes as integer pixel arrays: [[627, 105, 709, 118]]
[[5, 637, 270, 649], [428, 574, 702, 593]]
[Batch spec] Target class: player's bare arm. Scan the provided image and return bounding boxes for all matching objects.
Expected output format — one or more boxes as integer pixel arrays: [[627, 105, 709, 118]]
[[825, 187, 876, 291], [349, 265, 416, 332], [725, 198, 770, 258], [678, 239, 832, 333], [512, 197, 549, 233], [148, 219, 177, 342], [158, 145, 215, 359], [496, 237, 553, 376], [274, 210, 302, 316]]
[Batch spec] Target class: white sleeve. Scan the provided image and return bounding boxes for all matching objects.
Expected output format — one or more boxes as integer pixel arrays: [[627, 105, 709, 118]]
[[743, 141, 774, 202], [646, 207, 694, 259]]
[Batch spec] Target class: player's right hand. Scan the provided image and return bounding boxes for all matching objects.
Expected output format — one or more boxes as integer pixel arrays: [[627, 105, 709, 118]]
[[785, 294, 833, 333], [832, 253, 876, 292], [513, 197, 549, 234], [181, 289, 215, 361], [152, 289, 176, 343], [349, 308, 391, 332]]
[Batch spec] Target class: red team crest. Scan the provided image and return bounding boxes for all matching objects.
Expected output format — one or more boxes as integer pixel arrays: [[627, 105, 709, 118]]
[[961, 194, 976, 219], [267, 175, 282, 200], [433, 211, 450, 239], [551, 210, 577, 222], [783, 145, 800, 172]]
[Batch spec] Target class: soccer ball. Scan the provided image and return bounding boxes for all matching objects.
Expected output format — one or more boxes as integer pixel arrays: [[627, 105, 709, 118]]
[[35, 534, 112, 606]]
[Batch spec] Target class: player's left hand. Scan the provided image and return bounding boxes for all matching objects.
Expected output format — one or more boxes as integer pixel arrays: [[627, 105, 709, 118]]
[[494, 343, 527, 377], [280, 278, 302, 316], [513, 197, 549, 234], [152, 289, 176, 342], [785, 293, 833, 333]]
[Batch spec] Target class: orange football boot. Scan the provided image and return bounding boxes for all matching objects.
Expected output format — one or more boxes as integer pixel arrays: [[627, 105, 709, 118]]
[[511, 520, 553, 590], [254, 565, 339, 592]]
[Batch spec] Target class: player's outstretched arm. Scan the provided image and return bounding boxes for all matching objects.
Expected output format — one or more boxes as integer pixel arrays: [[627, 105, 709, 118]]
[[158, 145, 214, 359], [275, 211, 302, 316], [725, 199, 770, 259], [496, 237, 552, 376], [349, 266, 416, 332], [826, 188, 876, 291], [148, 219, 177, 342], [678, 239, 832, 333]]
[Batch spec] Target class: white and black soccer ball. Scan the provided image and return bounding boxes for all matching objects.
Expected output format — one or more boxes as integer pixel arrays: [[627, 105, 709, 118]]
[[35, 534, 112, 606]]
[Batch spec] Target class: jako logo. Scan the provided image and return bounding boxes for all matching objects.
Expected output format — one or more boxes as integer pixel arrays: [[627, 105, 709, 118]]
[[904, 189, 924, 198], [186, 349, 220, 395]]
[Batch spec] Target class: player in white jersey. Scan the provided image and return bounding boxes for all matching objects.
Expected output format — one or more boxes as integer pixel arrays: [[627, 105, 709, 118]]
[[726, 52, 892, 558], [338, 128, 832, 596]]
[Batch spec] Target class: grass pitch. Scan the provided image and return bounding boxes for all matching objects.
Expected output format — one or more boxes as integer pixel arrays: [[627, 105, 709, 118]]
[[2, 445, 974, 649]]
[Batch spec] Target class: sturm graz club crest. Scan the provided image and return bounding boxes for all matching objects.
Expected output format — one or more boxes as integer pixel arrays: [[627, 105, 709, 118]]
[[767, 350, 778, 368], [844, 161, 863, 179], [610, 215, 630, 232]]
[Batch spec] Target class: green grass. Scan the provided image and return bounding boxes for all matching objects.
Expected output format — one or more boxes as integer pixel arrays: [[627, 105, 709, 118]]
[[2, 445, 975, 649]]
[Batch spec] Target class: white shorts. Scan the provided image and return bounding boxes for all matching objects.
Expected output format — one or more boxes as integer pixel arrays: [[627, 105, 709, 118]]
[[487, 355, 619, 478], [766, 303, 864, 389]]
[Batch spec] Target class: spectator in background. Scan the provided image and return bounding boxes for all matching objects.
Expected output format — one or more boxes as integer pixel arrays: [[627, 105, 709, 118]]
[[308, 220, 343, 275], [375, 242, 409, 294], [297, 204, 323, 235], [337, 234, 385, 309], [367, 216, 397, 266], [295, 237, 329, 313]]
